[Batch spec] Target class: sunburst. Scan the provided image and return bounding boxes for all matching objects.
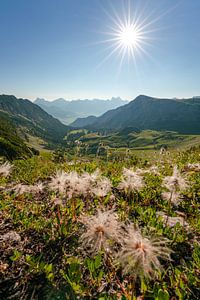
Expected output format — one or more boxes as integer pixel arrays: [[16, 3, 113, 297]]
[[95, 1, 179, 71]]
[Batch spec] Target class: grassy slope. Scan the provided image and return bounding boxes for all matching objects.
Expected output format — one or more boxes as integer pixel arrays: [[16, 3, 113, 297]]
[[0, 112, 34, 159], [70, 129, 200, 150]]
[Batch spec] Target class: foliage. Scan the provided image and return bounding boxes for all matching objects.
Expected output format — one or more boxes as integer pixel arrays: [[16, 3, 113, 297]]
[[0, 146, 200, 299]]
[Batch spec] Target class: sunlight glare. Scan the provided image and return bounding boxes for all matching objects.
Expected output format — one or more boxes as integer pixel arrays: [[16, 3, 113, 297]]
[[119, 25, 140, 48]]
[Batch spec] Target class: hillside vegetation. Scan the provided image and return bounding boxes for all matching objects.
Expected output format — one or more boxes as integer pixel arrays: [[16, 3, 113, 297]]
[[0, 112, 35, 159], [0, 95, 70, 158], [64, 129, 200, 153], [0, 147, 200, 299]]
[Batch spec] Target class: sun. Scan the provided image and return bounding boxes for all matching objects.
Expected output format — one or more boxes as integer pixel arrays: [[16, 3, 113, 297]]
[[95, 1, 158, 69], [119, 25, 140, 48]]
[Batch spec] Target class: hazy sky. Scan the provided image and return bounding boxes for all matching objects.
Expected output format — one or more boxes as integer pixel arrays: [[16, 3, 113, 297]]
[[0, 0, 199, 101]]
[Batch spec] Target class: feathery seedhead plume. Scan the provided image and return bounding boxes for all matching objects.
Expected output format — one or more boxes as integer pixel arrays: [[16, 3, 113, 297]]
[[156, 211, 189, 229], [0, 162, 13, 177], [1, 231, 21, 243], [163, 165, 188, 192], [79, 209, 122, 255], [65, 171, 92, 199], [49, 170, 68, 194], [92, 177, 112, 197], [135, 166, 160, 176], [148, 165, 160, 175], [161, 191, 183, 205], [13, 183, 32, 195], [118, 168, 144, 192], [183, 163, 200, 172], [31, 182, 44, 194], [117, 224, 171, 279]]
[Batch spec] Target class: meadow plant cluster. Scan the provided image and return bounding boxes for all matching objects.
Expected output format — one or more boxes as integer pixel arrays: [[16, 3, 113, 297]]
[[0, 149, 200, 299]]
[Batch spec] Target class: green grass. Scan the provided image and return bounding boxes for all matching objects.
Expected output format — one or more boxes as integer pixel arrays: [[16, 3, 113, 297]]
[[76, 129, 200, 150]]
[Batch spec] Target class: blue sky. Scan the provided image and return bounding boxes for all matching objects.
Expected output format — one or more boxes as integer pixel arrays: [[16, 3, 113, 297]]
[[0, 0, 199, 101]]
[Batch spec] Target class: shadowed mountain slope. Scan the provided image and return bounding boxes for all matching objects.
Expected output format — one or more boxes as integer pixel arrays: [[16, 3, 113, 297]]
[[0, 95, 69, 144], [76, 95, 200, 134]]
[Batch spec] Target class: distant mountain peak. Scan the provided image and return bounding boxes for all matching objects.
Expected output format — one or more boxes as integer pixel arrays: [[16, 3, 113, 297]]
[[34, 97, 129, 124]]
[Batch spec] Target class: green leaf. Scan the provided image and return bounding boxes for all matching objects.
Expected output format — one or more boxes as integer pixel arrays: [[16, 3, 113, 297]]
[[10, 250, 22, 262], [157, 289, 170, 300], [94, 254, 102, 269]]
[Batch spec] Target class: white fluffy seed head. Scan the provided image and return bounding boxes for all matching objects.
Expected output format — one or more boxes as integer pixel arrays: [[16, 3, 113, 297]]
[[161, 191, 183, 205], [117, 224, 171, 279], [13, 184, 32, 195], [0, 162, 13, 177], [156, 211, 189, 229], [184, 163, 200, 172], [118, 168, 144, 192], [92, 177, 112, 197], [163, 165, 188, 192], [49, 170, 68, 194], [79, 209, 122, 255]]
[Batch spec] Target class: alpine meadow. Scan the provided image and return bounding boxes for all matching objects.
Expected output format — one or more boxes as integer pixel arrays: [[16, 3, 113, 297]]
[[0, 1, 200, 300]]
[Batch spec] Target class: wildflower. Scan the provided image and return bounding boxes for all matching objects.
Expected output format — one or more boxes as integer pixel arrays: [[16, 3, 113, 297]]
[[183, 163, 200, 172], [49, 170, 68, 194], [1, 231, 21, 243], [0, 162, 13, 177], [79, 209, 121, 255], [161, 191, 183, 205], [156, 212, 189, 228], [109, 194, 116, 201], [92, 177, 112, 197], [65, 171, 90, 199], [30, 182, 44, 194], [163, 165, 188, 192], [13, 183, 32, 195], [118, 168, 144, 192], [135, 166, 160, 176], [117, 224, 171, 279], [148, 165, 160, 175]]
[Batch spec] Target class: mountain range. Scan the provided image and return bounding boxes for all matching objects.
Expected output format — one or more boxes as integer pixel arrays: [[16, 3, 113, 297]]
[[72, 95, 200, 134], [34, 97, 128, 124], [1, 93, 200, 159], [0, 95, 69, 159]]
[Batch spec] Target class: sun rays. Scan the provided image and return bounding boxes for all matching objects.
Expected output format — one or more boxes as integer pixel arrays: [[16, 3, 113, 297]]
[[92, 0, 180, 74]]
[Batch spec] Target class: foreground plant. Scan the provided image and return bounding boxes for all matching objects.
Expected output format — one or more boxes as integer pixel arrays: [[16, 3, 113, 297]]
[[118, 168, 144, 193], [163, 165, 188, 192], [117, 224, 172, 280], [79, 209, 122, 256], [0, 161, 13, 177]]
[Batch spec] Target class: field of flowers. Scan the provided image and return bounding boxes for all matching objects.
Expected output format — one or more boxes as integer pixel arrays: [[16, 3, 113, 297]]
[[0, 147, 200, 299]]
